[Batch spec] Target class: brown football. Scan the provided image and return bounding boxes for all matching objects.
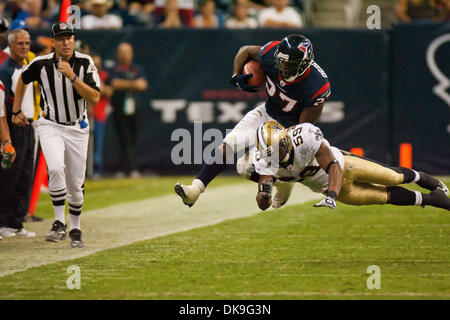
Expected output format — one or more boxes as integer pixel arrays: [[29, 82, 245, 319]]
[[242, 60, 265, 88]]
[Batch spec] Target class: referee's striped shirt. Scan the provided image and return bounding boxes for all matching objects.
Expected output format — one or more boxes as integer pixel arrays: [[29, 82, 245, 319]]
[[21, 51, 101, 124]]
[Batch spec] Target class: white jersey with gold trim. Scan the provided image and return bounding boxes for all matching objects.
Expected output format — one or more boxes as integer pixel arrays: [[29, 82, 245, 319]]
[[252, 123, 344, 193]]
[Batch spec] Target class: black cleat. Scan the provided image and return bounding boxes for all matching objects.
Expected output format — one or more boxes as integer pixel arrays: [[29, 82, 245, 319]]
[[437, 180, 449, 196], [429, 189, 450, 211], [69, 229, 84, 248], [45, 220, 67, 242]]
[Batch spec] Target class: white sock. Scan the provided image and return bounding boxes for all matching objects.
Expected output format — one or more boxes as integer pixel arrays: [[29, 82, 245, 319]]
[[414, 191, 423, 206], [192, 179, 206, 193], [69, 214, 81, 231], [54, 206, 65, 224], [412, 170, 420, 183]]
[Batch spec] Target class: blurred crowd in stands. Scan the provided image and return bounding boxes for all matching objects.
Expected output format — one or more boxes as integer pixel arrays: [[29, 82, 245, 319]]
[[0, 0, 447, 31]]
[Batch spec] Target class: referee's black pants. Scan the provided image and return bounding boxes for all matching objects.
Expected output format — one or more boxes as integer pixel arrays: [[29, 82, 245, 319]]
[[112, 112, 138, 175], [0, 122, 35, 230]]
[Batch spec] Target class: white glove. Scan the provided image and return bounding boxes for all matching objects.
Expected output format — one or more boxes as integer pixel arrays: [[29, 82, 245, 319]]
[[314, 196, 337, 209]]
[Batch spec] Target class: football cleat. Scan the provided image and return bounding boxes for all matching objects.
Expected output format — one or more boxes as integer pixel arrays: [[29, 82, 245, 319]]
[[69, 229, 84, 248], [272, 181, 294, 208], [45, 220, 67, 242], [437, 180, 449, 196], [174, 183, 201, 208], [429, 189, 450, 211]]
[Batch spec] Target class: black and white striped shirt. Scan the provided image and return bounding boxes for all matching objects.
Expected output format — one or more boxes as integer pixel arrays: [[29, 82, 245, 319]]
[[21, 51, 100, 124]]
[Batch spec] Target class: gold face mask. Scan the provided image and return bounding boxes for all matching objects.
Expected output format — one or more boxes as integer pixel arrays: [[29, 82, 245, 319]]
[[256, 121, 293, 166]]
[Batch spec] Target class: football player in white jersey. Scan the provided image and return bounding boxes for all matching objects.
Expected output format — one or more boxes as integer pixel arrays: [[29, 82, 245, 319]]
[[237, 121, 450, 211]]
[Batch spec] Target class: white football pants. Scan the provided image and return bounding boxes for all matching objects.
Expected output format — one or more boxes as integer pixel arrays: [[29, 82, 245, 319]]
[[223, 103, 276, 154], [36, 117, 89, 209]]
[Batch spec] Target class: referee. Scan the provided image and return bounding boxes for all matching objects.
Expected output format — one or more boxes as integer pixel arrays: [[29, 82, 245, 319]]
[[12, 22, 100, 248]]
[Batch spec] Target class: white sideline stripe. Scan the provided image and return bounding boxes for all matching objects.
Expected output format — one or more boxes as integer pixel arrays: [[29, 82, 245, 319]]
[[0, 182, 321, 277], [136, 291, 450, 297]]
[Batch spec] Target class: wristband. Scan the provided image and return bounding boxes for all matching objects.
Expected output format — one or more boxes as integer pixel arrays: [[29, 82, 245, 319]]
[[71, 75, 77, 83], [325, 159, 339, 173], [12, 109, 22, 116], [327, 190, 337, 200]]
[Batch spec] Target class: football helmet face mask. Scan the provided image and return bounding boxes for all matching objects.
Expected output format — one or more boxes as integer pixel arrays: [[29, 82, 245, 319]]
[[275, 34, 314, 81], [256, 121, 293, 166]]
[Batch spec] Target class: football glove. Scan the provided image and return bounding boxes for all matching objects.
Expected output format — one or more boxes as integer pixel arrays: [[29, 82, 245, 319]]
[[259, 180, 273, 199], [314, 196, 336, 209], [230, 74, 259, 92]]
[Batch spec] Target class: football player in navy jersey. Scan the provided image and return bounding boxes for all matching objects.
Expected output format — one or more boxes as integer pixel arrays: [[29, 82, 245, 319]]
[[175, 34, 331, 207]]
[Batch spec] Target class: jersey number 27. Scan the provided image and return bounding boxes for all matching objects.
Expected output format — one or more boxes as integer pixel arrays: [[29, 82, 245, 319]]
[[266, 77, 297, 112]]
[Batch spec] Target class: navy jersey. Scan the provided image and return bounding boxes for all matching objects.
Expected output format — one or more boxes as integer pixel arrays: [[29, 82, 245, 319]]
[[258, 41, 331, 128]]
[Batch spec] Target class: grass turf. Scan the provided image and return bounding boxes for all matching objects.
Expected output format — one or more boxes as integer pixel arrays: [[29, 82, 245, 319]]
[[1, 177, 448, 300], [33, 176, 240, 221]]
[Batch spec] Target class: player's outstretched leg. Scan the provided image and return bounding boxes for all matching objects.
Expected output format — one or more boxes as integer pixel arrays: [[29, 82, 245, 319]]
[[175, 143, 231, 207], [387, 186, 450, 211], [391, 167, 449, 196]]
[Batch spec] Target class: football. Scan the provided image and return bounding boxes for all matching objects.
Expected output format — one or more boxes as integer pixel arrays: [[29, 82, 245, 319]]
[[243, 60, 265, 88]]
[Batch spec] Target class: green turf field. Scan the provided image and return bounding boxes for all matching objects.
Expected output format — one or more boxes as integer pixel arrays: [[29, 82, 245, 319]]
[[0, 176, 449, 300]]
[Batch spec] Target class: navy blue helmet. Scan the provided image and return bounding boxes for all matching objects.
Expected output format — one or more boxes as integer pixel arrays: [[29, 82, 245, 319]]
[[275, 34, 314, 81]]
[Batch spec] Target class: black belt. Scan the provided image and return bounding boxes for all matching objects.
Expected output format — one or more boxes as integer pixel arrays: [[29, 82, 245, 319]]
[[42, 114, 85, 126], [56, 120, 77, 126]]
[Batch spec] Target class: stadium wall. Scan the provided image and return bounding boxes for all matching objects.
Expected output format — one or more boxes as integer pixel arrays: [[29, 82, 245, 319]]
[[30, 23, 450, 174]]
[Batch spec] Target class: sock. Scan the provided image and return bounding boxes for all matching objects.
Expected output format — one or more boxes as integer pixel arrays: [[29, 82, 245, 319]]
[[196, 145, 232, 187], [387, 186, 419, 206], [69, 203, 83, 230], [391, 167, 419, 183], [192, 179, 205, 193], [54, 205, 65, 224], [50, 187, 66, 224], [68, 203, 82, 230], [69, 214, 81, 231], [392, 167, 440, 191]]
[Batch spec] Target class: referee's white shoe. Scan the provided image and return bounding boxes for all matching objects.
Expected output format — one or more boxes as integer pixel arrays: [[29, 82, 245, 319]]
[[174, 179, 205, 208]]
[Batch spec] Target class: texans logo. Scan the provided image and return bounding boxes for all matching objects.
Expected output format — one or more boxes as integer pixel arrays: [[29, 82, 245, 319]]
[[60, 23, 67, 30], [298, 42, 312, 56]]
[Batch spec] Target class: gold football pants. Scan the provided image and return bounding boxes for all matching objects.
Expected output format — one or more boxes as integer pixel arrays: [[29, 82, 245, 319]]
[[337, 155, 404, 205]]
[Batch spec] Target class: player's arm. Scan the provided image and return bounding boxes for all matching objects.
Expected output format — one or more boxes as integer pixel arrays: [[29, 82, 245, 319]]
[[12, 76, 30, 126], [232, 45, 261, 75], [58, 60, 100, 106], [299, 101, 324, 124], [313, 142, 343, 209], [110, 77, 147, 92], [256, 175, 274, 210]]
